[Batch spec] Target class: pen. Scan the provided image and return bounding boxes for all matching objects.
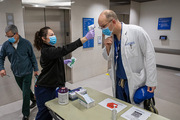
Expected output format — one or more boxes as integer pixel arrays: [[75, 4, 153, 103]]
[[130, 44, 132, 49]]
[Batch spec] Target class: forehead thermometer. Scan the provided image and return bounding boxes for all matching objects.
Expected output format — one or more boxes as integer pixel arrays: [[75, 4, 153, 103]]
[[88, 24, 95, 31]]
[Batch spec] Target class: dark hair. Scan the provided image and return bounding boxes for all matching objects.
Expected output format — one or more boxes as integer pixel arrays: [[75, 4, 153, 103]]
[[34, 26, 51, 51]]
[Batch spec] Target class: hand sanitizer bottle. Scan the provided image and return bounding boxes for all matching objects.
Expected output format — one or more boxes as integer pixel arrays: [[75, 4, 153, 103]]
[[112, 104, 117, 120]]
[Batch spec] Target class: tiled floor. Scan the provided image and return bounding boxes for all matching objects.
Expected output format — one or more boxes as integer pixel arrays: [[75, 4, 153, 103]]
[[0, 67, 180, 120]]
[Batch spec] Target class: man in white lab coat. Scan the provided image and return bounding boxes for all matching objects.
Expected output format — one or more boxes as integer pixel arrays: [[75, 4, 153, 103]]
[[98, 10, 157, 106]]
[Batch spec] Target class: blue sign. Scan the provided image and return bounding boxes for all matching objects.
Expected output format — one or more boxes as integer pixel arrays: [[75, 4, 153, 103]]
[[158, 17, 172, 30], [83, 18, 94, 48]]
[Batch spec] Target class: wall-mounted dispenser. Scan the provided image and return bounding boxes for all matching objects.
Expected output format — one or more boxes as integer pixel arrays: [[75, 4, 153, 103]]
[[159, 35, 167, 40]]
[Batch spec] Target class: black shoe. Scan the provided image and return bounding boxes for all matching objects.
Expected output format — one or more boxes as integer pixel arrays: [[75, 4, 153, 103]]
[[22, 116, 29, 120], [30, 101, 36, 109]]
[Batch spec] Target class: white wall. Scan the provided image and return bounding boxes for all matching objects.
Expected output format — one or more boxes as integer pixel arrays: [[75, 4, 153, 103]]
[[0, 0, 25, 106], [139, 0, 180, 68], [71, 0, 109, 83], [0, 0, 25, 43], [129, 1, 140, 25]]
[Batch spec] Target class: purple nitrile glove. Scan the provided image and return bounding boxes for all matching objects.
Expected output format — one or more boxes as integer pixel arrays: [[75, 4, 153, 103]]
[[85, 29, 95, 40], [64, 59, 72, 64]]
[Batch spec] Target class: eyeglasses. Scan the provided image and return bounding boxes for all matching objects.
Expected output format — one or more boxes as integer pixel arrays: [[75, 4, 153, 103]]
[[5, 33, 16, 38], [98, 20, 112, 29]]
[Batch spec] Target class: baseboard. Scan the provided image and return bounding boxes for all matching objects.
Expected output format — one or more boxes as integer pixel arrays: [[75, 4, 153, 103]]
[[156, 64, 180, 71]]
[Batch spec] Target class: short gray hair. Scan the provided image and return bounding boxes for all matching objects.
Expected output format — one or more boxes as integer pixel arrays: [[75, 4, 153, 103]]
[[104, 10, 118, 21], [5, 24, 18, 34]]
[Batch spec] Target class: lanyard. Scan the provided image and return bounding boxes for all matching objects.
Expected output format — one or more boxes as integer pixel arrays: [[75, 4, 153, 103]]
[[114, 22, 123, 63]]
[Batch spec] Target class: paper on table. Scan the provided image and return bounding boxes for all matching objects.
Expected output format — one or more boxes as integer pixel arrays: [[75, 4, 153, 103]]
[[121, 106, 152, 120], [98, 98, 127, 113]]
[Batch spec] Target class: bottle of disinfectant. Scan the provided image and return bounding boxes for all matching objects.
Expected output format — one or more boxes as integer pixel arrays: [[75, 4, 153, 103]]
[[112, 104, 117, 120], [58, 87, 69, 105]]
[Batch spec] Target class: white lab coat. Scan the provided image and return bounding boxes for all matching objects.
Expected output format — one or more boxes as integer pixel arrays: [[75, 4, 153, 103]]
[[102, 23, 157, 107]]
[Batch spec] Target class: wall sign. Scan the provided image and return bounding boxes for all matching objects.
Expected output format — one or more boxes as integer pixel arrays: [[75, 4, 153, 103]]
[[6, 13, 14, 25], [97, 36, 102, 44], [82, 18, 94, 48], [158, 17, 172, 30]]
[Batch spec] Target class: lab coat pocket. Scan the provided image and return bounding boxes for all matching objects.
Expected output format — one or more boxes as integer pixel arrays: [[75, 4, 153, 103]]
[[125, 43, 138, 58], [132, 68, 146, 90]]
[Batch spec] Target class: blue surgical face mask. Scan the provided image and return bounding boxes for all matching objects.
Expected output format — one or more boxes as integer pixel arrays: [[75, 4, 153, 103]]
[[102, 27, 113, 36], [49, 36, 57, 45], [8, 37, 16, 43]]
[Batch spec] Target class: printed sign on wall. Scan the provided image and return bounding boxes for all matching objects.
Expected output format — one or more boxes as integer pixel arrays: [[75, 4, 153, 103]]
[[83, 18, 94, 48], [6, 13, 14, 25], [158, 17, 172, 30]]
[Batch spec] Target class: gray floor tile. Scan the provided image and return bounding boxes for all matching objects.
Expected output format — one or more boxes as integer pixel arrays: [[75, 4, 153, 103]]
[[155, 97, 180, 120]]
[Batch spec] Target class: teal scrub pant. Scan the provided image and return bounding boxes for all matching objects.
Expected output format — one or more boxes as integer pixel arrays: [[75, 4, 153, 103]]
[[14, 73, 35, 117]]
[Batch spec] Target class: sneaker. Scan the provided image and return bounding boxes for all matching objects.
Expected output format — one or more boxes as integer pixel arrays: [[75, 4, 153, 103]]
[[22, 116, 29, 120], [30, 101, 36, 109]]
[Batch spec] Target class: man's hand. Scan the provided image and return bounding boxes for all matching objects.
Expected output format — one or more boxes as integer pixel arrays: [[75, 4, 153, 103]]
[[0, 70, 6, 77], [104, 36, 113, 55], [104, 36, 113, 47], [147, 86, 156, 93], [34, 71, 38, 76]]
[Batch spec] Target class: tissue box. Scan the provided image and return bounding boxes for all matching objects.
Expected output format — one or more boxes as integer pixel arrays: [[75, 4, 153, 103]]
[[76, 91, 95, 109], [69, 87, 87, 100], [78, 98, 95, 109]]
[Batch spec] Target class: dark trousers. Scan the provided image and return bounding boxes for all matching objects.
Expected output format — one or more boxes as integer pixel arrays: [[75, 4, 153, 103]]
[[14, 73, 35, 117], [35, 85, 56, 120], [116, 77, 131, 103]]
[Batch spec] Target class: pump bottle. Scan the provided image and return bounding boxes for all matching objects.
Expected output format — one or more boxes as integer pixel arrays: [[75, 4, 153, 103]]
[[112, 104, 117, 120]]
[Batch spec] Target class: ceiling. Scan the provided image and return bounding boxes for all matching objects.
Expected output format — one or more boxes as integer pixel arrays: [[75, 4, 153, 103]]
[[21, 0, 156, 8], [21, 0, 73, 9], [110, 0, 157, 5]]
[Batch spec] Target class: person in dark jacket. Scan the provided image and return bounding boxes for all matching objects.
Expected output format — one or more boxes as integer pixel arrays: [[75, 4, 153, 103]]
[[33, 26, 95, 120], [0, 24, 38, 120]]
